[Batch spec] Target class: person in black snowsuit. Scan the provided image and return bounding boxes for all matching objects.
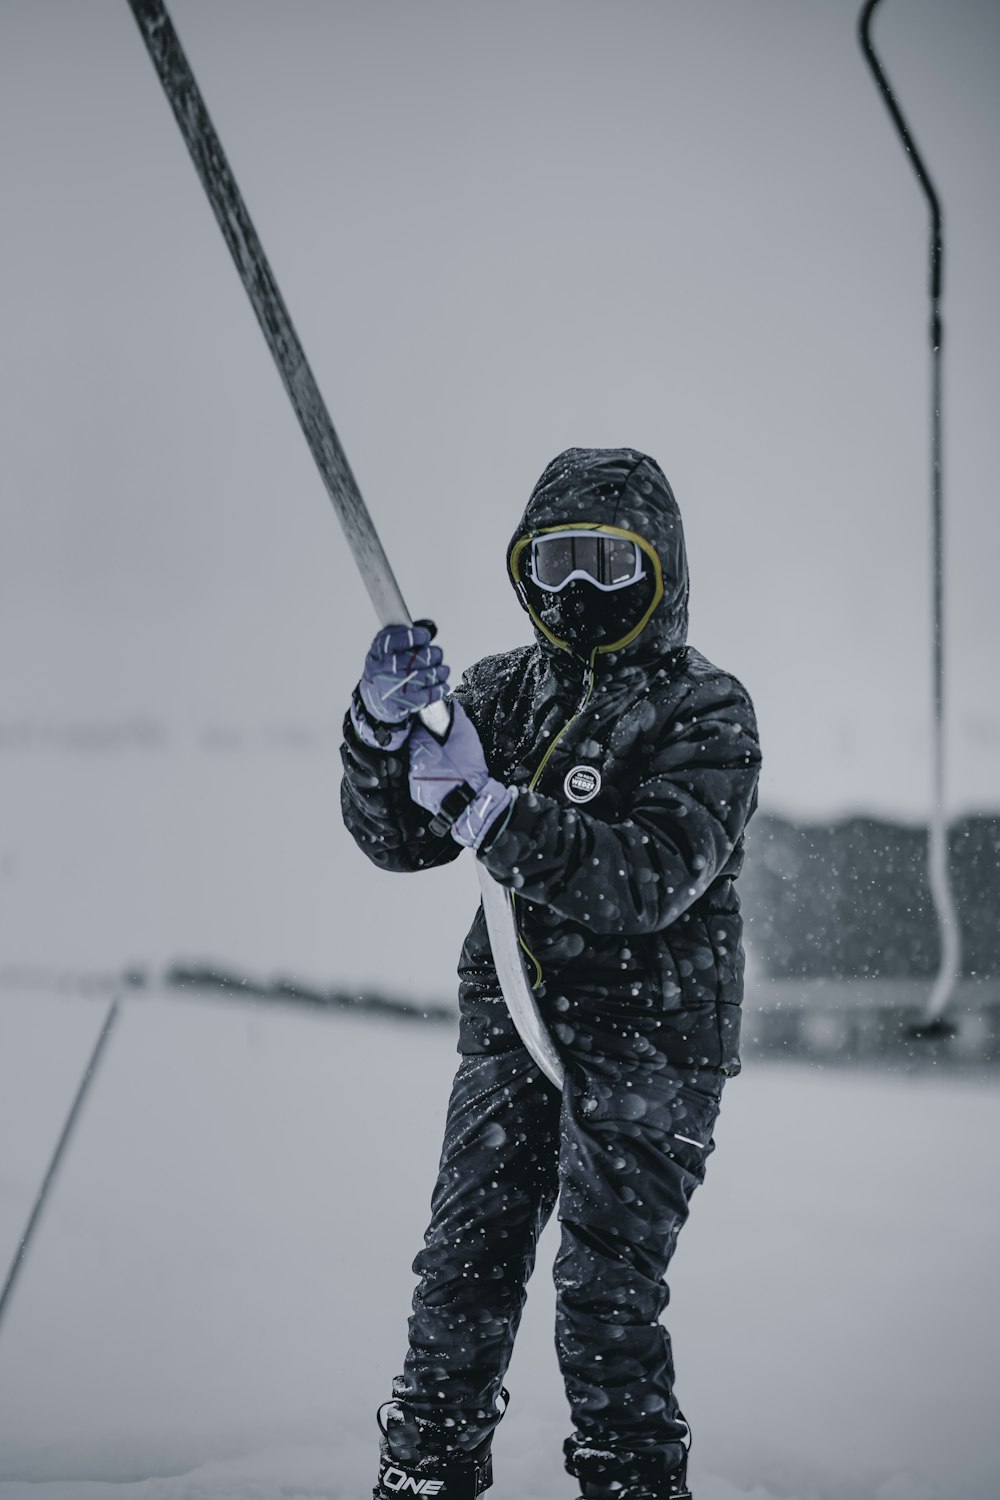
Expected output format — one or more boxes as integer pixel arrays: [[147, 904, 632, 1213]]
[[340, 447, 761, 1500]]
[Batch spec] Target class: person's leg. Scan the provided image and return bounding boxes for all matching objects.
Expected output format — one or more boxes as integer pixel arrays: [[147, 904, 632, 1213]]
[[553, 1063, 724, 1496], [384, 1045, 561, 1470]]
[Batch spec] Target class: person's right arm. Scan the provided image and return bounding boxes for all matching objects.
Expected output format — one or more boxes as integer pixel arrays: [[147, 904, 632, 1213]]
[[339, 623, 463, 874]]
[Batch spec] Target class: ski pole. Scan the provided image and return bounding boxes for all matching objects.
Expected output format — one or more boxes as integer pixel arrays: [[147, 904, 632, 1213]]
[[124, 1, 564, 1088], [0, 998, 121, 1339], [858, 1, 961, 1031]]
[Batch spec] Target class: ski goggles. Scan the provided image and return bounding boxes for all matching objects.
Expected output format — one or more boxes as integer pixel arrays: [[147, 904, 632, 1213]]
[[528, 529, 647, 593]]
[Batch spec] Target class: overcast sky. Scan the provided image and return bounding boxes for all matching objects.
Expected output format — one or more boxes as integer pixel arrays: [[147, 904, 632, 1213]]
[[1, 1, 998, 990]]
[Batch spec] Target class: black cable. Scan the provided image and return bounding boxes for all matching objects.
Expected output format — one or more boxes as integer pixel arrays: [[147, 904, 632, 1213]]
[[0, 999, 121, 1337], [124, 0, 410, 628]]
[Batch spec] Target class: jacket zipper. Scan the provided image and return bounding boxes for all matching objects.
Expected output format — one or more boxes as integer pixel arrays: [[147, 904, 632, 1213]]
[[512, 651, 597, 990]]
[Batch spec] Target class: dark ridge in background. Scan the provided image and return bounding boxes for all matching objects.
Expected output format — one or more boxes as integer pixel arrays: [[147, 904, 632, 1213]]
[[741, 813, 1000, 979], [3, 814, 997, 1065], [159, 964, 454, 1023]]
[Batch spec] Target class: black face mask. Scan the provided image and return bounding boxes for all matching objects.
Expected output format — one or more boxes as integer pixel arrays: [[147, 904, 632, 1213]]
[[522, 571, 657, 653]]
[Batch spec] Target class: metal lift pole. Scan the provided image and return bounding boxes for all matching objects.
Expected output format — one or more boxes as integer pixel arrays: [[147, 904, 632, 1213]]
[[858, 0, 961, 1028]]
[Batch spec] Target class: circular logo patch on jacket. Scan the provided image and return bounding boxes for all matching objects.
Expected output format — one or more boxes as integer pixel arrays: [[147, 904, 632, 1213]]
[[564, 765, 602, 803]]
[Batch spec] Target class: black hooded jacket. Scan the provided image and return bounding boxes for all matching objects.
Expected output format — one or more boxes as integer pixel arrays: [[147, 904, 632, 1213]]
[[340, 448, 761, 1075]]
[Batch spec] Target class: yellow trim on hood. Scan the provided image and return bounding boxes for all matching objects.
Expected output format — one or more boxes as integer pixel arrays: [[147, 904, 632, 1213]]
[[508, 522, 665, 655]]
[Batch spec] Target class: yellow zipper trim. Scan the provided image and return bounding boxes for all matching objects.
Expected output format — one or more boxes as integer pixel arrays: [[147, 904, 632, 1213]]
[[514, 913, 544, 989], [511, 651, 597, 991], [528, 656, 597, 792], [508, 522, 664, 656]]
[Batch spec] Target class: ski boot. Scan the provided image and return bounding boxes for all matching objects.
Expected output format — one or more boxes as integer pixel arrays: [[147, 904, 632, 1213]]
[[372, 1387, 508, 1500], [566, 1428, 692, 1500]]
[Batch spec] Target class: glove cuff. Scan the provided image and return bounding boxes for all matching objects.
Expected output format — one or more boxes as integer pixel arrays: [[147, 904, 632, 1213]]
[[452, 780, 515, 852], [350, 687, 411, 752]]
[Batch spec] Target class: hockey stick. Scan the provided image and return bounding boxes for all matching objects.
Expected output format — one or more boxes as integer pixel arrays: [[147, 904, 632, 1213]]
[[125, 1, 564, 1087], [0, 999, 121, 1338], [858, 1, 960, 1031]]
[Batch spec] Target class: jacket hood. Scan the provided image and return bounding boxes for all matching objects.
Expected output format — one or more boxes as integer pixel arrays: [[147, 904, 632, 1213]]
[[507, 447, 689, 661]]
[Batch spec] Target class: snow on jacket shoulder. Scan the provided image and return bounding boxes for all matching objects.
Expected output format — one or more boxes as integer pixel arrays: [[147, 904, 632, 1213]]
[[476, 651, 760, 938]]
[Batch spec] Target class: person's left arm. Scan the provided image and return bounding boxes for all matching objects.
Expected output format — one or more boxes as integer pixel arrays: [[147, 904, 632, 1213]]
[[409, 674, 760, 935]]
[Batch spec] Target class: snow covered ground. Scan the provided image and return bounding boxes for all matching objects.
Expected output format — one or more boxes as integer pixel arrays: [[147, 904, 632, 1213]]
[[3, 4, 998, 1495], [0, 987, 997, 1499]]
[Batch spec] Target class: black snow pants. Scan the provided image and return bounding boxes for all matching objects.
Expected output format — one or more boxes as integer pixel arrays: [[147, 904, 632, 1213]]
[[386, 989, 725, 1479]]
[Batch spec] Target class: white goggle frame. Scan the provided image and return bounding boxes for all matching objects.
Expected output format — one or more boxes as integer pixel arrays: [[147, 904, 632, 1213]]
[[529, 529, 647, 593]]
